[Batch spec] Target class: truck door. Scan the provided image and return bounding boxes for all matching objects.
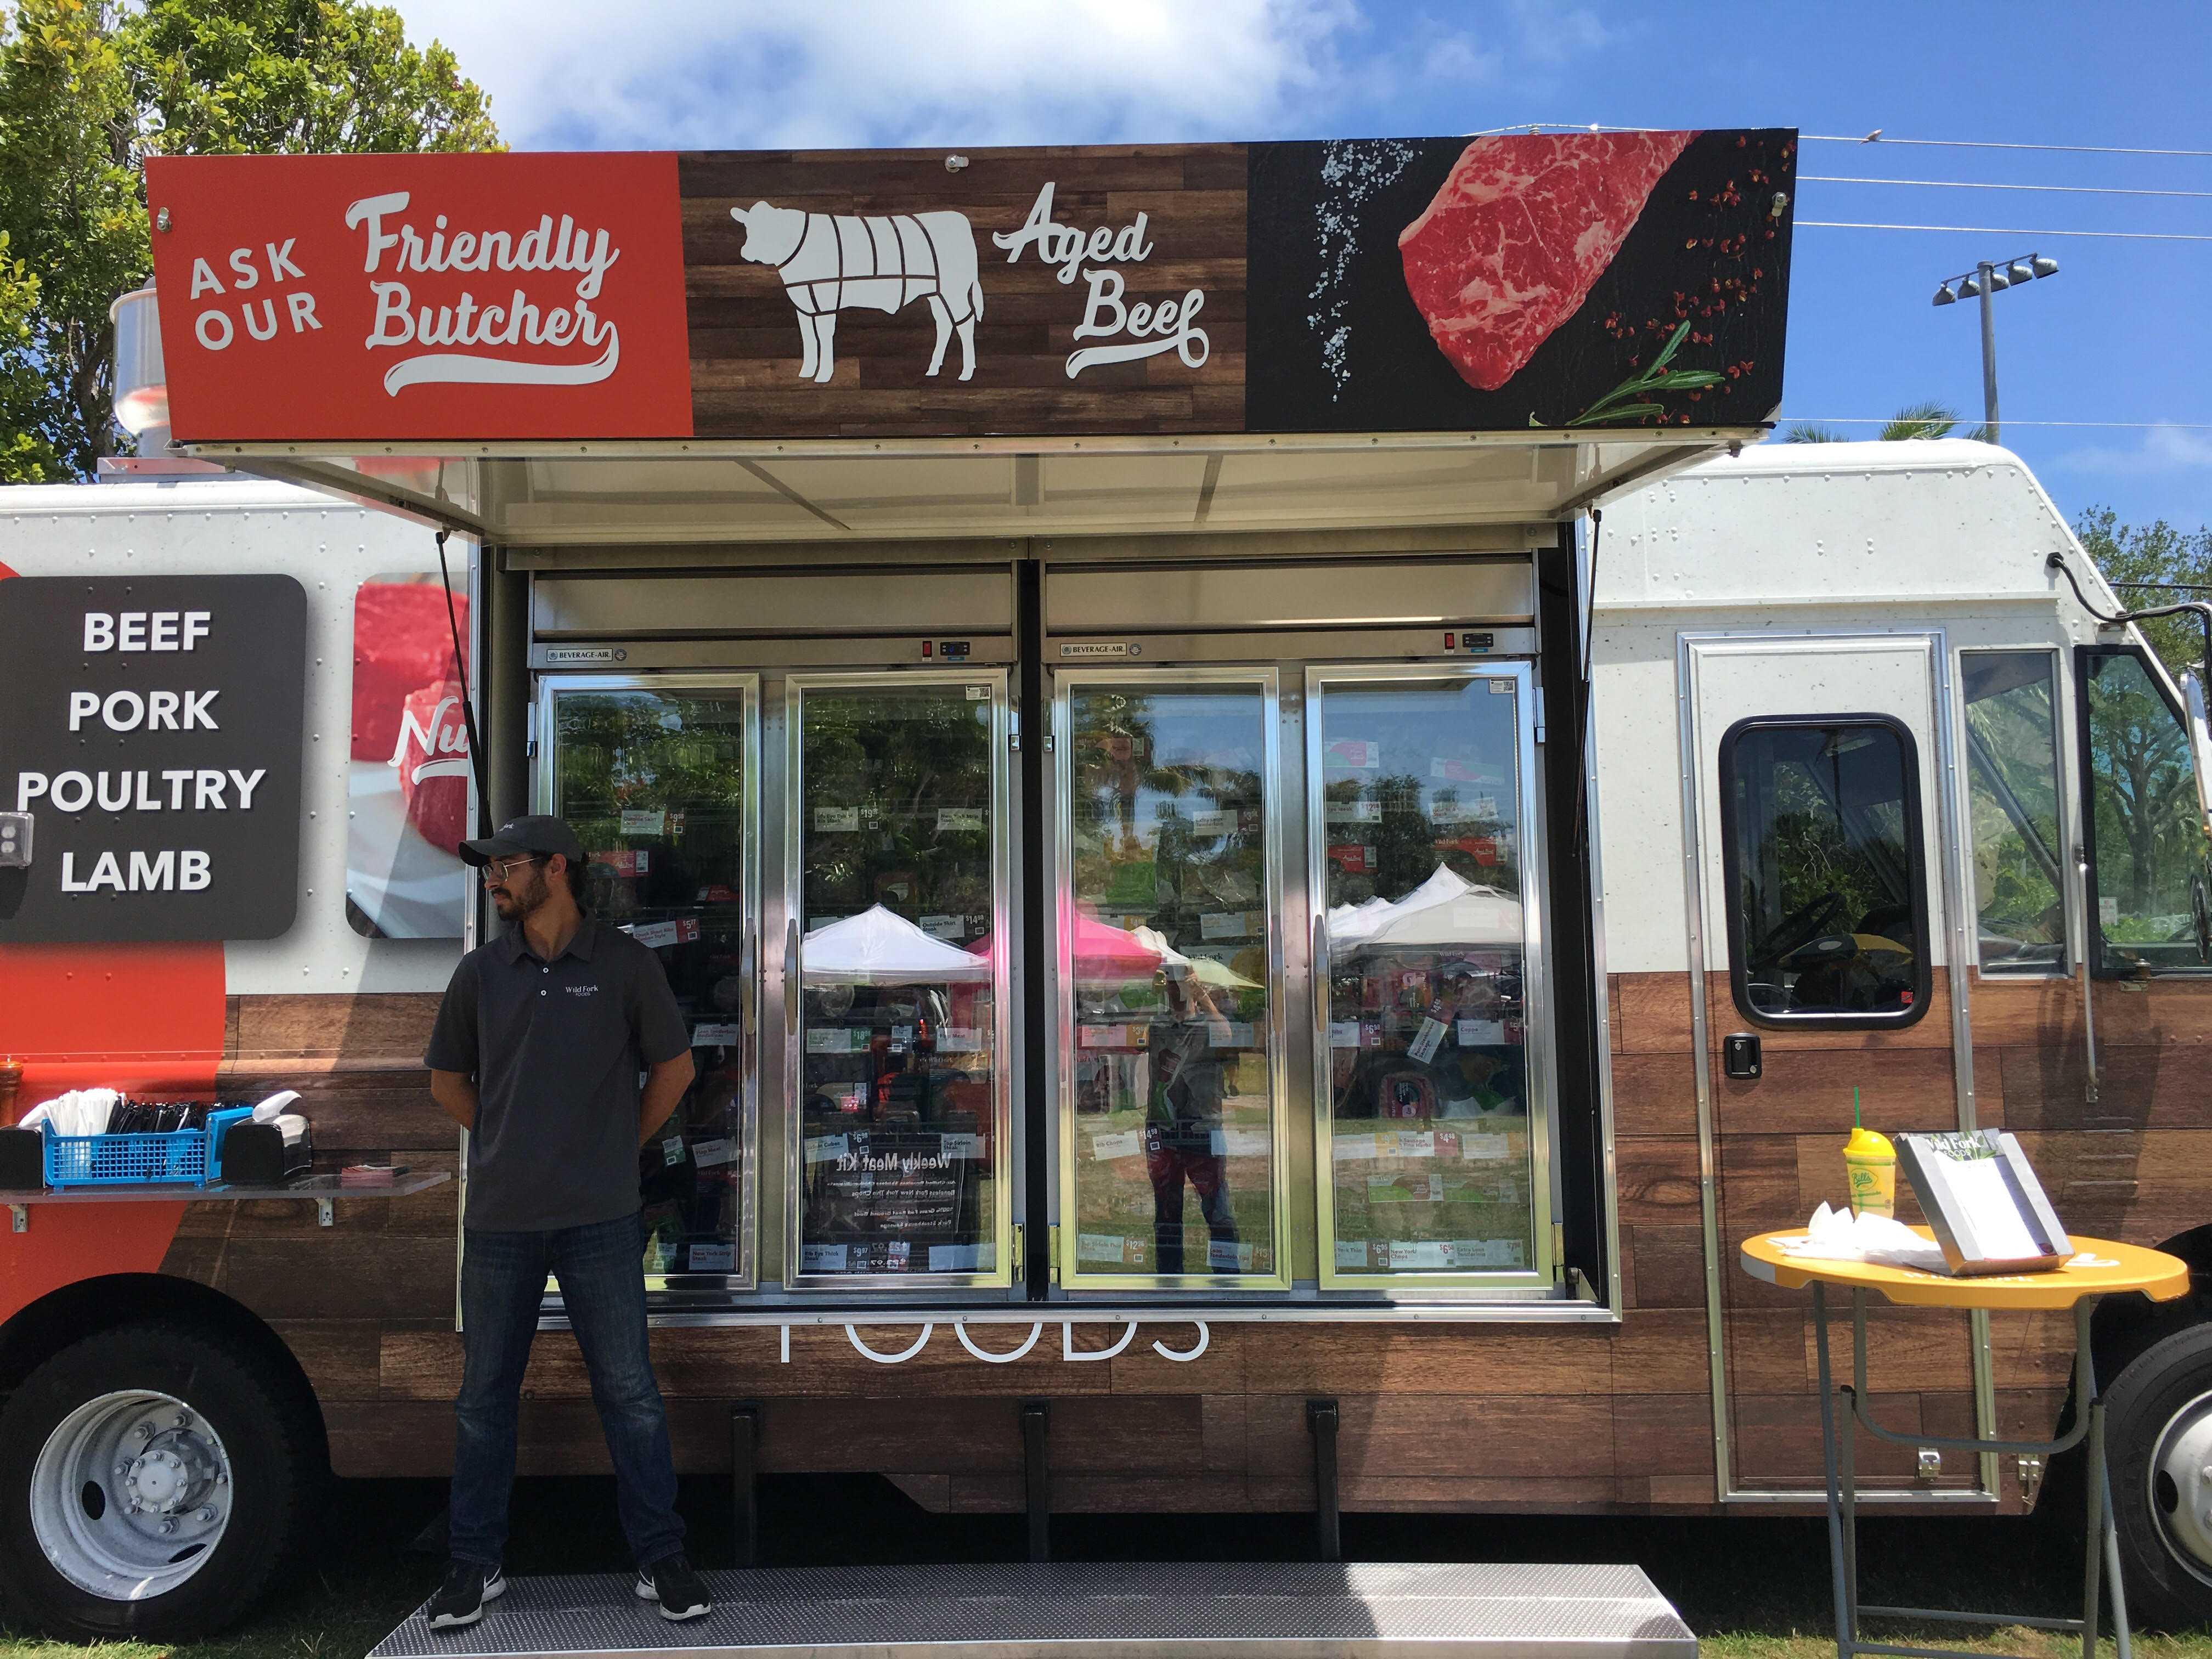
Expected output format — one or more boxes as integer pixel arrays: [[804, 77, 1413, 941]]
[[1683, 630, 1985, 1497]]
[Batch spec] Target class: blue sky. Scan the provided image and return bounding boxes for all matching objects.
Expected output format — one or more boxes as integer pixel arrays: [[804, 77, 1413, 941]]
[[398, 0, 2211, 533]]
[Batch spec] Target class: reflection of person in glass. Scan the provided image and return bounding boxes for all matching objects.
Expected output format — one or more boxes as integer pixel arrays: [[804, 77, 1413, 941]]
[[1143, 962, 1238, 1272]]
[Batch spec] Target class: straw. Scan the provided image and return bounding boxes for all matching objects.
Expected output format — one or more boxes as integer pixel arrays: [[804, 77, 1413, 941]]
[[1853, 1085, 1862, 1130]]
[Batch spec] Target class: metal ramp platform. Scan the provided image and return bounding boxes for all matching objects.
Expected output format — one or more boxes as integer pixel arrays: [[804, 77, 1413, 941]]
[[368, 1562, 1696, 1659]]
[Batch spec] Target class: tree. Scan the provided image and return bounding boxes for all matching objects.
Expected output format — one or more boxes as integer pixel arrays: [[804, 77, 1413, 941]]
[[0, 0, 500, 482], [2074, 506, 2212, 683], [1781, 402, 1992, 445]]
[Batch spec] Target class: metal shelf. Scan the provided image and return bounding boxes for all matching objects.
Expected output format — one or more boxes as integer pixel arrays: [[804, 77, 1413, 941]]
[[4, 1169, 450, 1231]]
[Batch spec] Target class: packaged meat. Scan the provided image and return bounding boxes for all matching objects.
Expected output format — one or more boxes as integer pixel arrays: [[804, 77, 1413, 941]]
[[352, 581, 469, 760], [1398, 132, 1696, 392]]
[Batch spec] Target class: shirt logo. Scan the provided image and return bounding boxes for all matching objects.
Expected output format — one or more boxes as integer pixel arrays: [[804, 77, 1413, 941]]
[[563, 983, 600, 997]]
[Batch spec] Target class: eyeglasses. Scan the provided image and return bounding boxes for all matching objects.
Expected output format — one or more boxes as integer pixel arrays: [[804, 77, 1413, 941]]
[[481, 855, 545, 883]]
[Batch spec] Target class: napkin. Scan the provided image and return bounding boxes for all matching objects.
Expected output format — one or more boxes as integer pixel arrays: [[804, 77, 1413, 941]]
[[1776, 1203, 1950, 1273]]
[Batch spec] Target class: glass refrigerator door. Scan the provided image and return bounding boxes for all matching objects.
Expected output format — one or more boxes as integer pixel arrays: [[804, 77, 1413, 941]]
[[1056, 673, 1287, 1288], [541, 675, 760, 1289], [1308, 665, 1552, 1290], [788, 673, 1012, 1286]]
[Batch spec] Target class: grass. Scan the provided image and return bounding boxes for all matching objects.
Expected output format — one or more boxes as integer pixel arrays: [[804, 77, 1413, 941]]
[[4, 1475, 2208, 1659]]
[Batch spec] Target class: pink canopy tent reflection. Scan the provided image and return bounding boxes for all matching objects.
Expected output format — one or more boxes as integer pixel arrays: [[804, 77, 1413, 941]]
[[974, 910, 1161, 978]]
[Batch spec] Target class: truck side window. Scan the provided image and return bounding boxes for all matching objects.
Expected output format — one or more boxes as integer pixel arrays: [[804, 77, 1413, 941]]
[[1962, 651, 2068, 975], [2080, 647, 2212, 976], [1719, 715, 1931, 1028]]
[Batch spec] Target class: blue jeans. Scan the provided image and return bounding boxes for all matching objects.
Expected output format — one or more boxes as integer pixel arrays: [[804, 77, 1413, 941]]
[[451, 1211, 685, 1568]]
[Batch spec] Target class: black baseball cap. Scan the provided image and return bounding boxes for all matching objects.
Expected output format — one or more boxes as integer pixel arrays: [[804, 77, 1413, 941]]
[[458, 814, 588, 869]]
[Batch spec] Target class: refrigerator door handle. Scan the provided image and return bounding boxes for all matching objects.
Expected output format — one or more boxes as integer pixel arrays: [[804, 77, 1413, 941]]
[[784, 917, 800, 1037]]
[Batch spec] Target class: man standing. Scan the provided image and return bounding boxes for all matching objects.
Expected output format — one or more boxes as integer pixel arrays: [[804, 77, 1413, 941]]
[[421, 816, 711, 1630]]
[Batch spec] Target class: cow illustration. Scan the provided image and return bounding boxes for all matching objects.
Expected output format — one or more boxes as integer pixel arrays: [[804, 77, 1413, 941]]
[[730, 201, 984, 384]]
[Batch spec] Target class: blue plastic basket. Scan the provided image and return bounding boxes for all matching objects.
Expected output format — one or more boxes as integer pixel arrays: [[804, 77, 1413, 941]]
[[42, 1106, 254, 1189]]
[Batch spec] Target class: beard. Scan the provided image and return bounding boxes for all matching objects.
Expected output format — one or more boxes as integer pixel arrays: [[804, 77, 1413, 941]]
[[488, 866, 550, 921]]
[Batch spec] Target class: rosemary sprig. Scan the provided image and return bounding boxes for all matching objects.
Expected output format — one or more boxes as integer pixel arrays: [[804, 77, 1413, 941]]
[[1541, 320, 1727, 428]]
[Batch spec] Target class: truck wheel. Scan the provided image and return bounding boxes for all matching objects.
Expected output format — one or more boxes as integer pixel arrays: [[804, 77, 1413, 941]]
[[0, 1320, 323, 1640], [2106, 1323, 2212, 1626]]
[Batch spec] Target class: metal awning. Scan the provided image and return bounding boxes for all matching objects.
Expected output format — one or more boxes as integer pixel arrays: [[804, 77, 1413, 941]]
[[193, 428, 1756, 546]]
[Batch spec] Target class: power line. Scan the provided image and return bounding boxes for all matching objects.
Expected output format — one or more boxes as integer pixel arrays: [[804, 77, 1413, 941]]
[[1774, 419, 2212, 430], [1804, 134, 2212, 158], [1803, 174, 2212, 200], [1464, 124, 2212, 160], [1798, 221, 2212, 241]]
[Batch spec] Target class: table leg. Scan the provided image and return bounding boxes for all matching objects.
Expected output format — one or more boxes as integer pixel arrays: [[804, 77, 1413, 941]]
[[2079, 1299, 2104, 1659], [1813, 1283, 1855, 1658], [2106, 1464, 2132, 1659], [1842, 1289, 1865, 1616]]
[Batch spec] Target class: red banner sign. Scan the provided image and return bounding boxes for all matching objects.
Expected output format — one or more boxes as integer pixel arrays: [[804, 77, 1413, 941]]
[[144, 153, 694, 442]]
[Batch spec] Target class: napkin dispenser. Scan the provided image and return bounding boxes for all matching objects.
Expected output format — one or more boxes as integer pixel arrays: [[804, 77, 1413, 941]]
[[221, 1113, 313, 1186], [0, 1126, 41, 1190]]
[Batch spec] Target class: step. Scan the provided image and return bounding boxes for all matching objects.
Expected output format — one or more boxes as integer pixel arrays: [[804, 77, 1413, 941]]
[[369, 1561, 1697, 1659]]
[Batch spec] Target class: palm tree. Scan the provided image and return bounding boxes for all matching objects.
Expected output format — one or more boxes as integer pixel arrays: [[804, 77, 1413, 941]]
[[1782, 403, 1993, 444]]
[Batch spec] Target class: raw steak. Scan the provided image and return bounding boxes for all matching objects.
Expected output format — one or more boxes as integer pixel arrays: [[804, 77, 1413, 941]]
[[352, 581, 468, 760], [395, 679, 471, 855], [1398, 131, 1696, 392]]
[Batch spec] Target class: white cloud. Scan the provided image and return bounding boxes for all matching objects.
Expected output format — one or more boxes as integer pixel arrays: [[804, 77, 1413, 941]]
[[2057, 424, 2212, 475], [394, 0, 1374, 151]]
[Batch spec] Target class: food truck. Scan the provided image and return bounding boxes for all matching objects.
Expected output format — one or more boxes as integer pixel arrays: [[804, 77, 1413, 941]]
[[3, 128, 2211, 1639]]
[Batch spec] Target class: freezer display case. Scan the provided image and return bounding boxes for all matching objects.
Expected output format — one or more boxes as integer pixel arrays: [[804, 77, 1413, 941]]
[[540, 675, 760, 1287], [1307, 664, 1551, 1290], [1055, 674, 1286, 1288], [787, 673, 1013, 1286]]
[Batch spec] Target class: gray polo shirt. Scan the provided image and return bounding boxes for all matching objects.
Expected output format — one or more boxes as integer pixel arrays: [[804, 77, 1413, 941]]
[[425, 916, 691, 1233]]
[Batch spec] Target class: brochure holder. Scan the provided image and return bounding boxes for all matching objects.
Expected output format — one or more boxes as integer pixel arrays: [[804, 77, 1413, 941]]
[[1897, 1128, 2070, 1275]]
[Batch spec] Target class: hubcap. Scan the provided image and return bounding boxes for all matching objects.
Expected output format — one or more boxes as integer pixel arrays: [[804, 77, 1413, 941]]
[[2149, 1387, 2212, 1585], [30, 1390, 234, 1601]]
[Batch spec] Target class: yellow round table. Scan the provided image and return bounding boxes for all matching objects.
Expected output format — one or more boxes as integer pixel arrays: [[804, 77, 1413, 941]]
[[1736, 1228, 2187, 1659]]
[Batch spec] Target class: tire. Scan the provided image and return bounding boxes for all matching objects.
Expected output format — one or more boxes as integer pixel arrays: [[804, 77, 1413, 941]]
[[2106, 1322, 2212, 1628], [0, 1319, 325, 1641]]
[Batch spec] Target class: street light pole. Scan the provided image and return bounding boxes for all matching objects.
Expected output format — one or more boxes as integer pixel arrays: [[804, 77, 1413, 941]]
[[1931, 253, 2057, 447], [1977, 261, 1999, 447]]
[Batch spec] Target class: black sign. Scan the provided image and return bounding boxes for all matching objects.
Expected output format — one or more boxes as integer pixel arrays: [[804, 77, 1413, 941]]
[[0, 575, 306, 942]]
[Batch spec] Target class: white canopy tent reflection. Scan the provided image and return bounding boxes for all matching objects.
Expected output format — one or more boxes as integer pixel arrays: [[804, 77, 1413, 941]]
[[1331, 864, 1522, 953], [802, 905, 991, 984]]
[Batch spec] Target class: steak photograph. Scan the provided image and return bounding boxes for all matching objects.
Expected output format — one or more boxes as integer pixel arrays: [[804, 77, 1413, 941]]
[[1397, 131, 1697, 392]]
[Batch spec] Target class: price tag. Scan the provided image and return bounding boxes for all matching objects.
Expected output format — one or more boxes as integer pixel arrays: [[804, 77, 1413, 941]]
[[691, 1022, 742, 1046], [1461, 1133, 1511, 1161], [1199, 911, 1249, 940], [1335, 1239, 1372, 1268], [804, 1134, 850, 1164], [1210, 1128, 1272, 1158], [929, 1243, 990, 1271], [1078, 1233, 1128, 1264], [620, 808, 666, 836], [1189, 809, 1229, 836], [938, 806, 985, 832], [919, 915, 963, 940], [1090, 1129, 1144, 1161], [1407, 1015, 1448, 1064], [1080, 1024, 1132, 1048], [939, 1026, 983, 1052], [1329, 1020, 1362, 1049], [1207, 1239, 1258, 1272], [1451, 1238, 1523, 1267], [1389, 1240, 1451, 1268], [687, 1242, 735, 1272], [1458, 1019, 1508, 1046], [692, 1137, 739, 1167], [1210, 1022, 1256, 1048], [939, 1132, 985, 1161], [1394, 1130, 1436, 1158], [814, 806, 860, 832], [661, 1138, 686, 1167], [623, 917, 701, 950], [802, 1245, 849, 1272], [1331, 1132, 1377, 1161], [805, 1027, 857, 1053], [1325, 798, 1383, 823]]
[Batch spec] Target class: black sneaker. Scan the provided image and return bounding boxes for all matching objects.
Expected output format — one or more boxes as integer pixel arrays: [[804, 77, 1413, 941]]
[[635, 1552, 711, 1621], [427, 1559, 506, 1630]]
